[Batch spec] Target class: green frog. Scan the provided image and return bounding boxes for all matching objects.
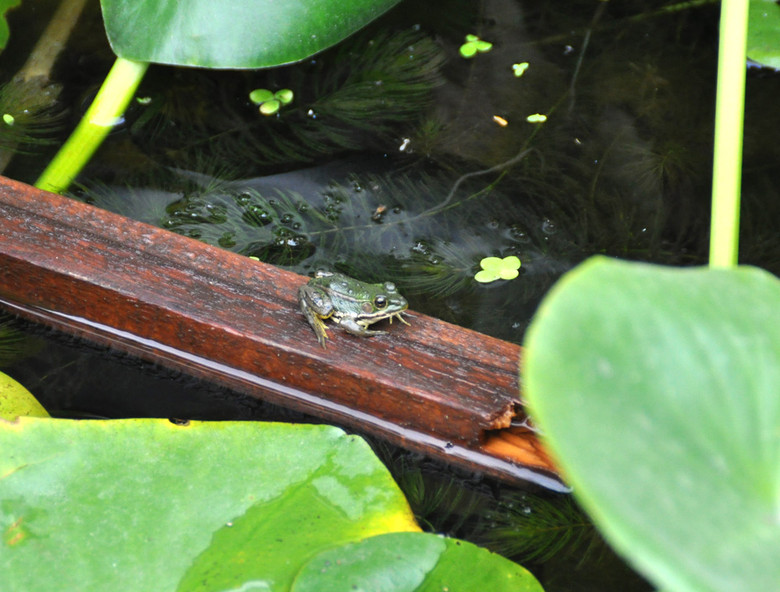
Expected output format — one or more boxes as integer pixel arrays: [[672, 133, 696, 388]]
[[298, 271, 410, 348]]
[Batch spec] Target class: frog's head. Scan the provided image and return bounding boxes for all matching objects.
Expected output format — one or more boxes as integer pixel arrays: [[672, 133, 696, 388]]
[[360, 281, 408, 320]]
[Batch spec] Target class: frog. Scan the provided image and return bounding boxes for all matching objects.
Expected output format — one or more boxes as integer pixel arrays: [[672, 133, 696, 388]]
[[298, 270, 410, 348]]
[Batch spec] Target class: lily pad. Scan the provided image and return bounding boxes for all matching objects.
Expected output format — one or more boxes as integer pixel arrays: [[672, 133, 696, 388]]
[[0, 418, 418, 591], [100, 0, 402, 68], [1, 417, 538, 591], [0, 0, 20, 52], [523, 257, 780, 592], [0, 370, 48, 419]]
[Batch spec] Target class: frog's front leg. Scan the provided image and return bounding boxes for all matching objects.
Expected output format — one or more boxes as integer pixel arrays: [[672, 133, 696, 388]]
[[337, 318, 387, 338], [298, 285, 332, 348]]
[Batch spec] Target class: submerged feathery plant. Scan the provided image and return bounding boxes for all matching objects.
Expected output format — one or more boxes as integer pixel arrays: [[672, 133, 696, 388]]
[[75, 1, 734, 328], [77, 159, 578, 341], [81, 166, 497, 271], [128, 28, 446, 174], [479, 491, 603, 565], [0, 80, 63, 154], [377, 443, 604, 567], [0, 314, 42, 367]]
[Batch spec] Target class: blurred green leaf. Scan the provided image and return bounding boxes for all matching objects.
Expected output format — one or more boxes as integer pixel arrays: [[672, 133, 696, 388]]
[[100, 0, 402, 68], [1, 418, 418, 591], [0, 370, 48, 419], [523, 257, 780, 592], [0, 0, 20, 52], [748, 0, 780, 68]]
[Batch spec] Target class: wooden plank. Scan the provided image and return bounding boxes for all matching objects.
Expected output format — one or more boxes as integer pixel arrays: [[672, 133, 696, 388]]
[[0, 176, 564, 490]]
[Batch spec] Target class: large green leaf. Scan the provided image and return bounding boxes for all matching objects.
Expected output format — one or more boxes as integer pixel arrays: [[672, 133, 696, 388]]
[[0, 0, 20, 52], [100, 0, 402, 68], [1, 418, 418, 591], [523, 257, 780, 592], [0, 370, 48, 419], [748, 0, 780, 69]]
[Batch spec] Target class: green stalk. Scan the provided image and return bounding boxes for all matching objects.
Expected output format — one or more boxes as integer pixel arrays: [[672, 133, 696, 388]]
[[0, 0, 91, 174], [35, 57, 148, 194], [709, 0, 749, 268]]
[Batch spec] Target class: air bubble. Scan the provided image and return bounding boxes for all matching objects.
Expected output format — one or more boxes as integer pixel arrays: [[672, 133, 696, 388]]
[[541, 218, 557, 235]]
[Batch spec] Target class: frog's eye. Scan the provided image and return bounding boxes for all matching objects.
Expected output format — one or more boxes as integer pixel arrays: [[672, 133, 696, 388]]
[[374, 295, 388, 309]]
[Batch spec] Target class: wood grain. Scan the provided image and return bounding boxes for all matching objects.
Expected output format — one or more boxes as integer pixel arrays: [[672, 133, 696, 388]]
[[0, 176, 564, 490]]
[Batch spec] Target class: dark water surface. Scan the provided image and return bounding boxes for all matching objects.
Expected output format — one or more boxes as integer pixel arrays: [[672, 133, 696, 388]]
[[4, 0, 779, 341]]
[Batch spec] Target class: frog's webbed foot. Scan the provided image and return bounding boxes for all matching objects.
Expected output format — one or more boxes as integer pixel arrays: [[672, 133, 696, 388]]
[[309, 315, 330, 348], [389, 312, 410, 326], [299, 293, 330, 348]]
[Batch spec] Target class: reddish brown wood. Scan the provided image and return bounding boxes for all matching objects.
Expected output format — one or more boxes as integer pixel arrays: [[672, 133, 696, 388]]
[[0, 176, 564, 490]]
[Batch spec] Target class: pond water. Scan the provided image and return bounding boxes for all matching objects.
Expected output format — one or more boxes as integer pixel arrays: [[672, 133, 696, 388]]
[[2, 316, 652, 590], [2, 0, 779, 590], [5, 0, 777, 344]]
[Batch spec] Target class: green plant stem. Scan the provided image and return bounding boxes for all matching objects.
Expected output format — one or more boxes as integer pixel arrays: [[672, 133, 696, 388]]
[[709, 0, 749, 268], [0, 0, 90, 174], [16, 0, 90, 83], [35, 57, 148, 194]]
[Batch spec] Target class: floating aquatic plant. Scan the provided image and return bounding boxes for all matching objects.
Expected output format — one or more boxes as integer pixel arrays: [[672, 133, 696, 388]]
[[459, 34, 493, 58], [474, 256, 521, 283], [130, 28, 445, 174], [512, 62, 529, 77], [249, 88, 294, 116]]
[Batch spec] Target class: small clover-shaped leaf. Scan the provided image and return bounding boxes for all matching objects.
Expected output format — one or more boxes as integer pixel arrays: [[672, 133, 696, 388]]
[[512, 62, 529, 77], [259, 100, 281, 115], [274, 88, 294, 105], [475, 256, 521, 283], [249, 88, 294, 116], [460, 34, 493, 59], [460, 43, 478, 58], [249, 88, 275, 104]]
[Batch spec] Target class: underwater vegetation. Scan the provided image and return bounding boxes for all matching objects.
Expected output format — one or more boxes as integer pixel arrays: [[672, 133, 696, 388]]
[[3, 0, 776, 342], [73, 9, 736, 341], [380, 430, 619, 579], [0, 314, 42, 367], [78, 155, 581, 338], [127, 28, 447, 174], [0, 81, 62, 163]]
